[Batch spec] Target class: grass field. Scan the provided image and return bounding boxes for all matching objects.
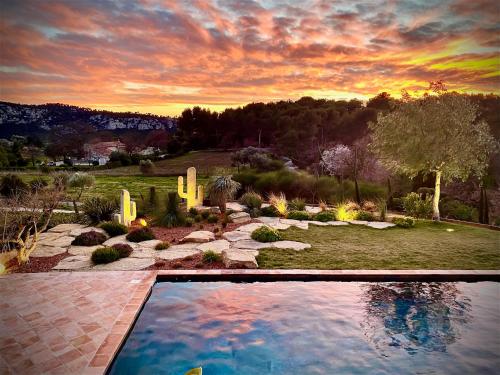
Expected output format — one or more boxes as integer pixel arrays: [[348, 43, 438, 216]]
[[257, 221, 500, 269]]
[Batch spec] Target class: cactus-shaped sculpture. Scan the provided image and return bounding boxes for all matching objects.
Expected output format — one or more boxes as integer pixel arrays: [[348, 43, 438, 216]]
[[178, 167, 204, 210], [113, 189, 137, 226]]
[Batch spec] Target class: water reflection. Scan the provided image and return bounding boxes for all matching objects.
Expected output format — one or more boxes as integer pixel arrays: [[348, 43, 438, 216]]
[[361, 283, 472, 355]]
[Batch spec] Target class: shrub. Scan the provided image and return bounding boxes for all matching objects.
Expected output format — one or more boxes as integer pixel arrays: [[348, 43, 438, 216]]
[[139, 159, 155, 175], [494, 217, 500, 227], [155, 241, 170, 250], [361, 200, 377, 212], [207, 214, 218, 223], [188, 207, 198, 216], [71, 231, 107, 246], [111, 243, 133, 258], [157, 192, 185, 228], [441, 199, 478, 222], [251, 226, 282, 242], [201, 210, 210, 219], [377, 199, 387, 222], [194, 214, 203, 222], [402, 192, 433, 219], [260, 205, 279, 217], [357, 210, 376, 221], [185, 217, 194, 227], [269, 192, 288, 216], [0, 174, 28, 197], [202, 250, 222, 264], [240, 191, 262, 210], [248, 208, 261, 218], [390, 197, 404, 211], [318, 200, 328, 212], [91, 247, 120, 264], [126, 227, 155, 242], [82, 197, 118, 224], [29, 177, 48, 192], [393, 217, 415, 228], [289, 198, 306, 211], [287, 210, 310, 221], [314, 210, 336, 222], [99, 222, 128, 237]]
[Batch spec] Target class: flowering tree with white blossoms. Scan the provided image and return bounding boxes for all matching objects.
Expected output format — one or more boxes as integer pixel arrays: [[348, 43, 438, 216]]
[[321, 144, 353, 201]]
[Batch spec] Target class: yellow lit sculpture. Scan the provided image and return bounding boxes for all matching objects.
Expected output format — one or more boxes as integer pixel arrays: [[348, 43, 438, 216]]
[[178, 167, 204, 210], [113, 189, 137, 226]]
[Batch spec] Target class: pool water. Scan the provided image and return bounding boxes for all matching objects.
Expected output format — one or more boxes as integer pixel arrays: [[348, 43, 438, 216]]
[[109, 282, 500, 375]]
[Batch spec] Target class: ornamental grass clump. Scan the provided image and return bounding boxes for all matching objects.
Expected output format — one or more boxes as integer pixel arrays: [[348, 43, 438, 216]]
[[157, 192, 185, 228], [260, 205, 279, 217], [91, 247, 120, 264], [356, 210, 376, 221], [240, 191, 263, 210], [155, 241, 170, 250], [269, 192, 288, 217], [71, 230, 107, 246], [126, 227, 155, 242], [202, 250, 222, 264], [99, 222, 128, 237], [289, 198, 306, 211], [251, 226, 282, 242], [287, 210, 310, 221], [335, 201, 360, 221], [82, 197, 119, 224], [314, 210, 336, 222], [111, 243, 133, 258], [207, 214, 219, 223]]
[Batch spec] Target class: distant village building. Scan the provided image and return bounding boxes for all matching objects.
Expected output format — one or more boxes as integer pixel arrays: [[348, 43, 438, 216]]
[[84, 141, 127, 165]]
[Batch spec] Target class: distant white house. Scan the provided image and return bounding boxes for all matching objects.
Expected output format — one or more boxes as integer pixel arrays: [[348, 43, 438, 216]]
[[83, 140, 127, 165]]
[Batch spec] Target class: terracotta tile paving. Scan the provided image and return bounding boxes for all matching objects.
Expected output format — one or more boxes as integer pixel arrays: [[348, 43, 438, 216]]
[[0, 271, 157, 375]]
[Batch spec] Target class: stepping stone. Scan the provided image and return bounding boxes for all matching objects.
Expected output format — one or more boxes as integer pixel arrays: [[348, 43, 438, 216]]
[[305, 206, 321, 214], [53, 256, 92, 271], [38, 232, 67, 242], [222, 231, 251, 242], [130, 248, 157, 258], [93, 257, 155, 271], [156, 249, 200, 261], [349, 220, 368, 225], [226, 202, 246, 212], [196, 240, 231, 254], [222, 249, 258, 269], [271, 241, 311, 250], [137, 240, 164, 249], [68, 245, 102, 256], [228, 212, 251, 224], [31, 245, 68, 257], [168, 243, 199, 251], [49, 236, 76, 247], [257, 217, 281, 225], [236, 223, 265, 233], [326, 221, 349, 226], [280, 219, 309, 229], [232, 240, 270, 250], [48, 224, 86, 234], [181, 231, 215, 243], [268, 222, 291, 230], [102, 235, 139, 249], [366, 222, 396, 229], [69, 227, 108, 238], [306, 220, 329, 226]]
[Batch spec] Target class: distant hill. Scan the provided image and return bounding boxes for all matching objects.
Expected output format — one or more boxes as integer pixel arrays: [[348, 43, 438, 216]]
[[0, 101, 176, 137]]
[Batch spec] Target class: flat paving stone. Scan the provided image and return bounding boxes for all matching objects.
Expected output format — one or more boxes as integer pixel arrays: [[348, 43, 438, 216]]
[[228, 211, 251, 224], [280, 218, 309, 229], [305, 206, 322, 214], [196, 240, 231, 254], [68, 245, 102, 256], [93, 257, 155, 271], [137, 239, 164, 249], [52, 255, 92, 270], [38, 231, 67, 242], [231, 239, 271, 250], [168, 243, 199, 251], [222, 249, 258, 269], [222, 231, 252, 242], [327, 221, 349, 226], [130, 248, 157, 258], [257, 217, 281, 225], [226, 202, 246, 212], [268, 222, 291, 230], [51, 235, 78, 247], [349, 220, 369, 225], [48, 223, 86, 233], [271, 240, 311, 250], [31, 245, 68, 257], [236, 222, 265, 233], [366, 221, 396, 229], [102, 235, 139, 249], [156, 248, 201, 261], [181, 230, 215, 243], [69, 226, 108, 238]]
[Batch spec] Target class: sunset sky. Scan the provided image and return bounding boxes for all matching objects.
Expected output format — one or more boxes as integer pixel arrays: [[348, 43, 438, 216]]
[[1, 0, 499, 116]]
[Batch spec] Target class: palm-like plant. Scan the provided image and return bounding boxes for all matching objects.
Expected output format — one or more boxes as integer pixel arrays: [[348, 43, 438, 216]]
[[207, 175, 241, 212]]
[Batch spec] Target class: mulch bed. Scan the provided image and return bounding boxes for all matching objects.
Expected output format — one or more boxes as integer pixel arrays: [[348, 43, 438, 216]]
[[7, 252, 71, 273], [144, 253, 225, 270]]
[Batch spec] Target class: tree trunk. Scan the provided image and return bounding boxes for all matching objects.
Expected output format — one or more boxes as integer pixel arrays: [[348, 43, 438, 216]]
[[354, 178, 361, 204], [72, 200, 79, 215], [432, 170, 441, 221]]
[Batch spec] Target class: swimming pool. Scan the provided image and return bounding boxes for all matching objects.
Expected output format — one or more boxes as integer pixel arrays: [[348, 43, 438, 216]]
[[109, 281, 500, 374]]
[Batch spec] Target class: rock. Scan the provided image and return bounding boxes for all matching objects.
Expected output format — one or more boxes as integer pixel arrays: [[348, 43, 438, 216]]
[[222, 231, 251, 242], [222, 249, 258, 269], [268, 222, 291, 230], [326, 221, 349, 226], [195, 206, 221, 214], [271, 241, 311, 250], [236, 223, 265, 233], [180, 231, 215, 243], [48, 224, 86, 233], [305, 221, 329, 227], [50, 236, 78, 247], [305, 206, 322, 214], [365, 222, 396, 229], [349, 220, 368, 225], [68, 245, 102, 256], [102, 235, 139, 249], [93, 257, 155, 271], [156, 249, 201, 261], [226, 202, 246, 212], [228, 212, 251, 224], [232, 240, 270, 250], [52, 256, 92, 271], [38, 232, 67, 242], [196, 240, 231, 254], [31, 245, 68, 257], [261, 203, 270, 208], [137, 240, 164, 249], [280, 219, 309, 229], [168, 243, 200, 251], [69, 227, 108, 238], [256, 217, 281, 225], [130, 248, 157, 258]]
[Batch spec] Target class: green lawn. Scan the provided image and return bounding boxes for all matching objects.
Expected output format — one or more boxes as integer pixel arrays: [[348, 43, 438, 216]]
[[257, 221, 500, 269]]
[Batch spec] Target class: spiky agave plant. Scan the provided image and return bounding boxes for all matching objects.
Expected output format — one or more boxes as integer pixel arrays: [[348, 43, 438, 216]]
[[207, 175, 241, 213]]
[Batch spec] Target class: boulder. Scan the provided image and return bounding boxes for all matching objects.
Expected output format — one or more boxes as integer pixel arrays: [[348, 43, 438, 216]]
[[52, 256, 92, 271], [236, 223, 265, 233], [48, 224, 86, 233], [365, 222, 396, 229], [222, 231, 251, 242], [92, 257, 155, 271], [180, 231, 215, 243], [196, 240, 231, 254], [228, 212, 251, 224], [271, 241, 311, 250], [156, 248, 200, 261], [222, 249, 258, 269], [226, 202, 246, 212]]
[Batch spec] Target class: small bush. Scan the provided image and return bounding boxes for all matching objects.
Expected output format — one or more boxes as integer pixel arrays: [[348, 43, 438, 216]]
[[139, 159, 155, 175], [357, 210, 376, 221], [240, 191, 263, 209], [194, 214, 202, 223], [441, 199, 477, 222], [201, 210, 210, 219], [202, 250, 222, 264], [248, 208, 261, 218], [157, 192, 185, 228], [289, 198, 306, 211], [82, 197, 118, 224], [207, 214, 219, 223], [91, 247, 120, 264], [185, 217, 194, 227], [318, 200, 328, 212], [314, 210, 336, 222], [155, 241, 170, 250], [0, 174, 28, 197], [402, 192, 433, 219], [287, 210, 310, 221], [29, 177, 48, 192], [494, 217, 500, 227], [126, 227, 155, 242], [393, 217, 415, 228], [111, 243, 133, 258], [188, 207, 199, 216], [361, 200, 377, 212], [72, 231, 107, 246], [260, 205, 279, 217], [251, 226, 282, 242], [99, 222, 128, 237]]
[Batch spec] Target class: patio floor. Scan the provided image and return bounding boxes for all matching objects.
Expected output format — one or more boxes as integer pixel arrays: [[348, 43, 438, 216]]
[[0, 271, 156, 375]]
